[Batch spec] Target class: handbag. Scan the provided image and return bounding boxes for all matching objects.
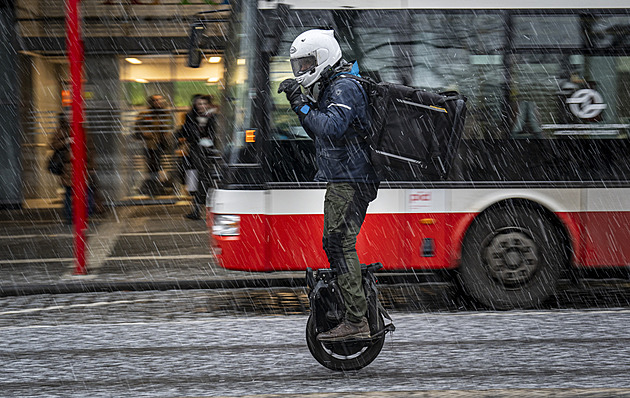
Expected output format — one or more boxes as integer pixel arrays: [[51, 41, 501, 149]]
[[47, 148, 66, 176]]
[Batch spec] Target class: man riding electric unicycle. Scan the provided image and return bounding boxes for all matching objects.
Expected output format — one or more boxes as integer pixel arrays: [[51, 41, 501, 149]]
[[278, 29, 395, 371]]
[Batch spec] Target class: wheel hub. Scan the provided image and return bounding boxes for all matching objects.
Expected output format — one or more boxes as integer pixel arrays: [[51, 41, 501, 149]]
[[483, 228, 539, 286]]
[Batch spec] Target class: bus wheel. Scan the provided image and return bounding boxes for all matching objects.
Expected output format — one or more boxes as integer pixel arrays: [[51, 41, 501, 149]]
[[306, 314, 385, 371], [459, 204, 564, 310]]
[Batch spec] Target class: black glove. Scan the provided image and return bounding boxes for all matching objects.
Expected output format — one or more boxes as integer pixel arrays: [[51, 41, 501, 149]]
[[278, 78, 311, 116], [278, 78, 300, 98]]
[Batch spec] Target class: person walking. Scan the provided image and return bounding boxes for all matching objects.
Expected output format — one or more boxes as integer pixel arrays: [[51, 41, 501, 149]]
[[279, 29, 379, 341], [176, 94, 217, 220], [134, 94, 173, 195], [49, 112, 96, 224]]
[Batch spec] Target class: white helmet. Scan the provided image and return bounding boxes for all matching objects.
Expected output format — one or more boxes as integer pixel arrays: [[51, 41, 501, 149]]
[[290, 29, 342, 88]]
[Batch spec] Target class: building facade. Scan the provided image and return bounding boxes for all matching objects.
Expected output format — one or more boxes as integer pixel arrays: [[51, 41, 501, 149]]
[[1, 0, 228, 207]]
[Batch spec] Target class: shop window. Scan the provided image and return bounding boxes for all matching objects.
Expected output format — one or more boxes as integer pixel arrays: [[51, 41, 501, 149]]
[[120, 55, 223, 111]]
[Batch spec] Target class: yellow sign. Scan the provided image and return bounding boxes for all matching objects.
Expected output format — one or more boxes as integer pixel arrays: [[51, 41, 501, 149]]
[[245, 129, 255, 143]]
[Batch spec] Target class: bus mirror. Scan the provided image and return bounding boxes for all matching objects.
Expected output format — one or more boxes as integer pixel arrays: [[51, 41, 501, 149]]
[[188, 22, 205, 68]]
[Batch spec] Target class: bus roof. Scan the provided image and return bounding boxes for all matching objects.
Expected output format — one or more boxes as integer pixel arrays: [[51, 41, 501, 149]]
[[259, 0, 629, 9]]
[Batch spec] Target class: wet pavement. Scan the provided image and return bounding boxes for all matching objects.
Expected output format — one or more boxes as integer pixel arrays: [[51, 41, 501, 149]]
[[2, 201, 630, 312], [3, 203, 630, 396], [0, 202, 305, 295], [3, 293, 630, 397]]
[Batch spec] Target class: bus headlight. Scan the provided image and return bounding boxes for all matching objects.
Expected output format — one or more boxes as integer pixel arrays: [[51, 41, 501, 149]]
[[213, 214, 241, 236]]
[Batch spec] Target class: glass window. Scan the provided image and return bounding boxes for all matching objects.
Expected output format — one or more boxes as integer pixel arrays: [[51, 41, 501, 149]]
[[414, 12, 504, 54], [511, 54, 630, 139], [411, 13, 505, 139], [271, 11, 506, 141], [270, 26, 324, 140], [270, 53, 309, 140], [343, 11, 414, 84], [588, 15, 630, 49], [513, 15, 582, 48], [349, 25, 402, 84], [119, 56, 222, 109], [220, 0, 258, 158]]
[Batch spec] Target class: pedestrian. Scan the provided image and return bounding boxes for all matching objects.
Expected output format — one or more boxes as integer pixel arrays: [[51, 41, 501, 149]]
[[134, 94, 173, 195], [176, 94, 218, 220], [278, 29, 379, 341], [48, 112, 96, 224]]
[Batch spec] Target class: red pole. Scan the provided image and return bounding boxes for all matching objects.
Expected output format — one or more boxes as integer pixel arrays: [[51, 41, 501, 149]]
[[66, 0, 88, 275]]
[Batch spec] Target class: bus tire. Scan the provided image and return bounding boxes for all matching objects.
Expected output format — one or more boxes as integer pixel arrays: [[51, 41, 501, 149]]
[[306, 313, 385, 371], [458, 203, 564, 310]]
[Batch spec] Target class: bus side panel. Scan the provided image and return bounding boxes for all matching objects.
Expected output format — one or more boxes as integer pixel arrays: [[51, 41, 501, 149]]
[[556, 212, 582, 268], [447, 212, 478, 269], [357, 214, 404, 270], [267, 214, 405, 271], [267, 214, 328, 270], [578, 211, 630, 267], [361, 213, 473, 271], [213, 214, 268, 271], [398, 213, 449, 269]]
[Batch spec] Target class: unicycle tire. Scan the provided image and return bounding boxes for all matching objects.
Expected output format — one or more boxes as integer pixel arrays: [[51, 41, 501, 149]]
[[306, 313, 385, 371]]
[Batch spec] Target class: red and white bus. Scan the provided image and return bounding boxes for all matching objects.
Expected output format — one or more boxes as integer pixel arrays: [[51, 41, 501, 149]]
[[192, 0, 630, 309]]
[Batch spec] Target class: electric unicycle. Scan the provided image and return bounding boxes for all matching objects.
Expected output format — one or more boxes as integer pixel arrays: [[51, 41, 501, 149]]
[[305, 263, 395, 371]]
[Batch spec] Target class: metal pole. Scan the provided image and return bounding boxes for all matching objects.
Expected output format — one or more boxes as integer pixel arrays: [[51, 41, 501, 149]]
[[66, 0, 88, 275]]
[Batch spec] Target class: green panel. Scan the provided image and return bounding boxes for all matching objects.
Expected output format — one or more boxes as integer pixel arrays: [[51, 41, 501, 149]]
[[174, 81, 221, 108]]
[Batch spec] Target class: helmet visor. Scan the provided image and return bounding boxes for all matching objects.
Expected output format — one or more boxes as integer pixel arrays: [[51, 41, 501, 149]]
[[291, 55, 317, 77]]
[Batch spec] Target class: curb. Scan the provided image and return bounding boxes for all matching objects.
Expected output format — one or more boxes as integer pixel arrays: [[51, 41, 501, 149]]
[[0, 273, 447, 297], [0, 278, 306, 297]]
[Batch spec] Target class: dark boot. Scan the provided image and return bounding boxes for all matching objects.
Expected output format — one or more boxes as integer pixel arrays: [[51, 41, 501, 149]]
[[317, 317, 370, 342], [185, 195, 201, 220], [185, 209, 200, 220]]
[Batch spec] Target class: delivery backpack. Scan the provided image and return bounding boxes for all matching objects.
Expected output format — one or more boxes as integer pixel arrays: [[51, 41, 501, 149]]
[[342, 75, 467, 180]]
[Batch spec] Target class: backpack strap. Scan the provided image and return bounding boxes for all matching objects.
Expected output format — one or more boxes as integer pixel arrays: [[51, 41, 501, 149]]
[[337, 74, 371, 106], [337, 74, 374, 141]]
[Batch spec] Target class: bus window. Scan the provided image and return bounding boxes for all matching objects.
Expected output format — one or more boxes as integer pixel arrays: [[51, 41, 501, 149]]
[[410, 12, 505, 140], [511, 54, 630, 139], [509, 14, 630, 140], [220, 0, 259, 168], [512, 15, 582, 48], [339, 10, 413, 84], [270, 29, 313, 141], [589, 16, 630, 49]]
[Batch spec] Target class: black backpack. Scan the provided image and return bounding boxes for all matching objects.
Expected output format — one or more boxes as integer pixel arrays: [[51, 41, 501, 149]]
[[343, 75, 467, 180]]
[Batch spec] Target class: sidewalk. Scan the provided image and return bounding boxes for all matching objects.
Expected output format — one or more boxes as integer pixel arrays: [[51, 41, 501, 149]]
[[0, 200, 303, 296]]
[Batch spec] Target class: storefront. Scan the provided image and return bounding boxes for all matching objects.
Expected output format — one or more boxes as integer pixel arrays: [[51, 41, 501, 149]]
[[2, 0, 228, 207]]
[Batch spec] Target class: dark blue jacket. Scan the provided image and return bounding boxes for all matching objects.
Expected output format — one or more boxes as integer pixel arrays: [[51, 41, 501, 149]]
[[300, 67, 379, 183]]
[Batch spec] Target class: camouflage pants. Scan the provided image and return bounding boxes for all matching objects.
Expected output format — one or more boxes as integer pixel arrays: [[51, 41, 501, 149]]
[[323, 182, 379, 323]]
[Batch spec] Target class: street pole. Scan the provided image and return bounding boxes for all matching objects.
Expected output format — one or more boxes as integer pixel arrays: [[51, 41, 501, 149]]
[[66, 0, 88, 275]]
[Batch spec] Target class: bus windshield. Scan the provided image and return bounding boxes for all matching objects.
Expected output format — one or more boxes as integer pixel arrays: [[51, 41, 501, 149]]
[[221, 0, 257, 164]]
